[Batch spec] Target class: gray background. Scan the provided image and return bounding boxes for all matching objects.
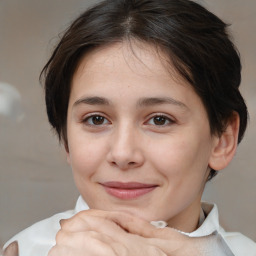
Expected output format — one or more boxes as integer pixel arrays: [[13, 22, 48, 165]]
[[0, 0, 255, 246]]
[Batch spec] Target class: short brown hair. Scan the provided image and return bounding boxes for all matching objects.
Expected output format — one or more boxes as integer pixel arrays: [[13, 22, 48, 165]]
[[41, 0, 248, 180]]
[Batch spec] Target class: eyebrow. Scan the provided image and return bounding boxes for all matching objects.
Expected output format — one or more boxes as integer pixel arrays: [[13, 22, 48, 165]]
[[73, 96, 188, 109], [137, 97, 188, 109], [73, 96, 111, 108]]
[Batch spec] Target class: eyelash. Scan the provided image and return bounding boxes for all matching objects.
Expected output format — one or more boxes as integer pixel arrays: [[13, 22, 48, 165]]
[[81, 113, 175, 127], [82, 114, 110, 126], [146, 114, 174, 127]]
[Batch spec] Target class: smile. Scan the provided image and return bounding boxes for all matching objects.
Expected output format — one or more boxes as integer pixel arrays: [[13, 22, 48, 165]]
[[100, 181, 158, 200]]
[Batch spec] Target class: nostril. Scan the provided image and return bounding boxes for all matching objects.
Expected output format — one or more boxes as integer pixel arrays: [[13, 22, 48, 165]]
[[110, 161, 136, 169], [111, 161, 117, 166]]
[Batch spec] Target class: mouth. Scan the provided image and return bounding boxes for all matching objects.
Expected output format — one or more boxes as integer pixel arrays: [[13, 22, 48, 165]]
[[100, 181, 158, 200]]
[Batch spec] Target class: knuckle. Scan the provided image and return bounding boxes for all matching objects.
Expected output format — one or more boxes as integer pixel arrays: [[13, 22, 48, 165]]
[[55, 229, 67, 243], [75, 210, 88, 218], [86, 230, 100, 239], [59, 218, 66, 228], [76, 211, 91, 225], [58, 218, 73, 230]]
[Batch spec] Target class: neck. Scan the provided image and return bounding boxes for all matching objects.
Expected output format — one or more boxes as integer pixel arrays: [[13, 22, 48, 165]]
[[167, 199, 202, 233]]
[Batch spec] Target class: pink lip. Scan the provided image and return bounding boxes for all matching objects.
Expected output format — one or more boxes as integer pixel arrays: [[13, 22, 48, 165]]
[[101, 182, 158, 200]]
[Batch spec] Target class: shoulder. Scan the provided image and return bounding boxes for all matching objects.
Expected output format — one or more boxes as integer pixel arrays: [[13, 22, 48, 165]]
[[220, 228, 256, 256], [4, 209, 75, 256]]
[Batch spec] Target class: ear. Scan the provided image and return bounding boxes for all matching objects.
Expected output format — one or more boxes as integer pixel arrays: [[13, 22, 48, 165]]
[[209, 112, 240, 171]]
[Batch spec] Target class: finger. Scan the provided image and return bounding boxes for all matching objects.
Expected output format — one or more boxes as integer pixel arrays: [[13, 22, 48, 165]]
[[58, 211, 221, 256], [51, 231, 122, 256], [58, 211, 175, 256], [60, 217, 134, 248], [60, 209, 148, 235], [56, 230, 114, 246], [60, 210, 116, 231], [55, 227, 168, 256], [86, 209, 195, 255], [61, 209, 186, 240], [105, 214, 190, 255], [59, 211, 152, 251], [3, 241, 19, 256], [84, 210, 186, 240], [60, 212, 127, 238], [98, 212, 229, 256]]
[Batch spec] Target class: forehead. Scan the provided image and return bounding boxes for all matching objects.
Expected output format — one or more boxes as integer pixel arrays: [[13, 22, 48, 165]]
[[73, 41, 186, 85], [70, 41, 204, 111]]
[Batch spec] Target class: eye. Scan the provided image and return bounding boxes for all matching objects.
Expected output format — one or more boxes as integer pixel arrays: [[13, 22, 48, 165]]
[[83, 115, 110, 126], [147, 115, 174, 126]]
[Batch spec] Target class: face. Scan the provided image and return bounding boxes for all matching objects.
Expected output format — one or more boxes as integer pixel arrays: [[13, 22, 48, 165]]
[[66, 42, 218, 232]]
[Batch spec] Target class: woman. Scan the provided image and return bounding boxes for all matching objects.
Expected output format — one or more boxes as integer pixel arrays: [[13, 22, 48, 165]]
[[4, 0, 256, 255]]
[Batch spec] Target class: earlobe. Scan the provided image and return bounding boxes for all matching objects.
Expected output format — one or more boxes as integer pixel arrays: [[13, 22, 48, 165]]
[[209, 112, 240, 171]]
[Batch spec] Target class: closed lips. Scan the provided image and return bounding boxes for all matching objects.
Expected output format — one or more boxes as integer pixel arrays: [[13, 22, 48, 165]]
[[100, 182, 158, 199]]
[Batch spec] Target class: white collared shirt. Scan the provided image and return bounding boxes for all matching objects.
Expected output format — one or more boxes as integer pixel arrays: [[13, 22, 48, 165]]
[[4, 197, 256, 256]]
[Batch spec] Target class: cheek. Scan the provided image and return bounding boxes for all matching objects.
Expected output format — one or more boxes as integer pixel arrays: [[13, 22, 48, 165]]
[[148, 136, 212, 214], [148, 134, 211, 183], [148, 138, 190, 171], [68, 135, 106, 178]]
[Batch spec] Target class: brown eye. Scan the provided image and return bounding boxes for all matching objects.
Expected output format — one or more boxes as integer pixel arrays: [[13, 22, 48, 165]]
[[153, 116, 167, 125], [92, 116, 105, 125], [84, 115, 109, 126], [147, 115, 174, 126]]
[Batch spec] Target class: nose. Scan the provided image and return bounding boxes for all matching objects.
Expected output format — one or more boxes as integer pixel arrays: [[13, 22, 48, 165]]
[[106, 124, 145, 170]]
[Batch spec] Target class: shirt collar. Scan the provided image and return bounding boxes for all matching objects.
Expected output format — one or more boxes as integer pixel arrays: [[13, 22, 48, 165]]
[[186, 202, 220, 237], [75, 196, 89, 212]]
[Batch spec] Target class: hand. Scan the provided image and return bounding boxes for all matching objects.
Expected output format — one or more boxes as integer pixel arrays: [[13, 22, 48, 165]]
[[2, 241, 19, 256], [48, 209, 199, 256], [99, 211, 233, 256]]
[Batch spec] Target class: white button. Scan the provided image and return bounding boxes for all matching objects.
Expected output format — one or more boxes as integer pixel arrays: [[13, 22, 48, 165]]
[[150, 220, 167, 228]]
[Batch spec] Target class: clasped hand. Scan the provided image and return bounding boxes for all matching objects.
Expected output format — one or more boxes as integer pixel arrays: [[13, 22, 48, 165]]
[[48, 209, 201, 256]]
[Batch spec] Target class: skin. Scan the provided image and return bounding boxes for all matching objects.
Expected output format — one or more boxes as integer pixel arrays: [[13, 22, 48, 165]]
[[3, 241, 19, 256], [50, 210, 203, 256], [49, 41, 239, 255]]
